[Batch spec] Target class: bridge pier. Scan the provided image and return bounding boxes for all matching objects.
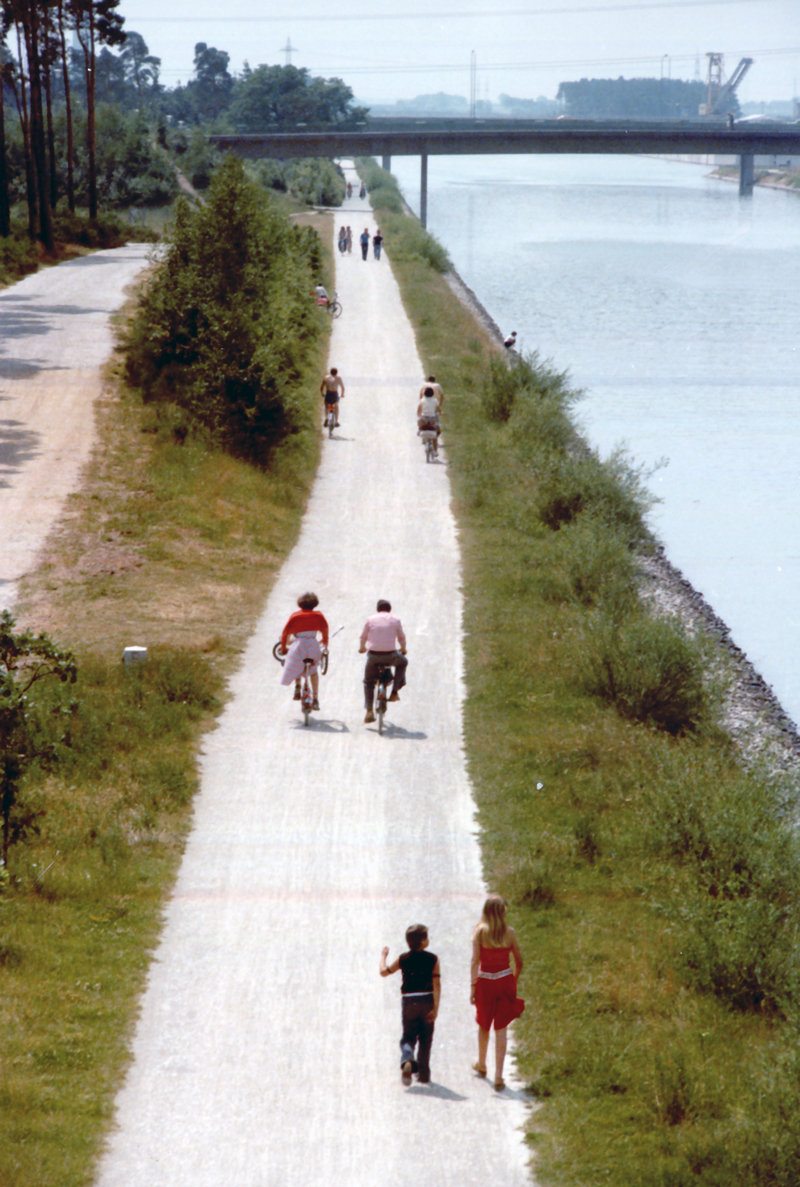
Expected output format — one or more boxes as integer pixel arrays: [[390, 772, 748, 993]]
[[739, 153, 754, 197], [420, 152, 428, 229], [382, 154, 391, 171]]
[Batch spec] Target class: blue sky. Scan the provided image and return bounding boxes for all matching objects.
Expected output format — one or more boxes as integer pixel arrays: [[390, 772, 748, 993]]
[[121, 0, 800, 105]]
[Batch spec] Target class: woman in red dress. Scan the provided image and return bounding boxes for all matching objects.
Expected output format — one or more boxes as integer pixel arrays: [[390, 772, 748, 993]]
[[470, 894, 524, 1091]]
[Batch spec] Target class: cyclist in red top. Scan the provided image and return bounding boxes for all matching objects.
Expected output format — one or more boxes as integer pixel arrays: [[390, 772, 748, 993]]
[[279, 592, 329, 709]]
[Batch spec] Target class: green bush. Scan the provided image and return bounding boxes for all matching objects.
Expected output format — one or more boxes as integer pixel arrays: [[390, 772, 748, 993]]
[[580, 612, 712, 734], [544, 513, 641, 612], [58, 105, 179, 209], [245, 157, 345, 207], [355, 157, 450, 271], [648, 759, 800, 1008], [125, 155, 322, 460]]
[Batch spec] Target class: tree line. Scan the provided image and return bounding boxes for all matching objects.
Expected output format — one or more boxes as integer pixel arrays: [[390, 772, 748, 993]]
[[0, 9, 367, 251], [0, 0, 134, 249], [556, 77, 735, 120]]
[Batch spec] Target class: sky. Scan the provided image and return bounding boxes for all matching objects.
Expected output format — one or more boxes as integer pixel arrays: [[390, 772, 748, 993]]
[[120, 0, 800, 107]]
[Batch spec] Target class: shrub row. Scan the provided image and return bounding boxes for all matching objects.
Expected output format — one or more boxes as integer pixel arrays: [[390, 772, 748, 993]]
[[125, 155, 324, 461]]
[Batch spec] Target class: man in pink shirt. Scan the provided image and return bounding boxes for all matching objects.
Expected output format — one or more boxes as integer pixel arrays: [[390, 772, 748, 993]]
[[359, 599, 408, 723]]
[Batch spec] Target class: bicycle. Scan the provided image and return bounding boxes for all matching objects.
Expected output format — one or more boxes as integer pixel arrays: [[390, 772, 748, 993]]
[[419, 419, 439, 463], [273, 627, 342, 726], [327, 291, 342, 319], [373, 661, 394, 735]]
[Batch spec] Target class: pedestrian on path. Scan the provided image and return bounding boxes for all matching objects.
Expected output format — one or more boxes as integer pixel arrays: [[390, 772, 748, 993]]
[[346, 226, 353, 253], [372, 228, 383, 260], [278, 592, 329, 711], [338, 226, 347, 254], [470, 894, 524, 1092], [380, 923, 441, 1086], [359, 181, 366, 199], [360, 228, 370, 260]]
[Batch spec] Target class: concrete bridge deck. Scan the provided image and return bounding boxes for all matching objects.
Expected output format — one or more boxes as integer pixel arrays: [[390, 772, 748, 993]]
[[210, 122, 800, 222]]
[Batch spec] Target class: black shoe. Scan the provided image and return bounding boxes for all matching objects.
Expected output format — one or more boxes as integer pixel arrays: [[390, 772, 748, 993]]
[[401, 1061, 413, 1087], [312, 699, 320, 711]]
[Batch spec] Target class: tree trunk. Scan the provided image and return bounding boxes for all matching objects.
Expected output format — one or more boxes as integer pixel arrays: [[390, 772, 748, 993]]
[[14, 25, 37, 241], [44, 52, 57, 211], [79, 21, 97, 219], [0, 68, 11, 237], [56, 1, 75, 212], [24, 0, 54, 250]]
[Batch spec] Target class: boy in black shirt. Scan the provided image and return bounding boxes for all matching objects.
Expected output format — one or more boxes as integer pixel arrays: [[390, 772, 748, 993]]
[[380, 924, 441, 1086]]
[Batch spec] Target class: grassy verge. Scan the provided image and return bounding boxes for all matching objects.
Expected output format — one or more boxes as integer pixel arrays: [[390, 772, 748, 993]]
[[0, 208, 332, 1187], [358, 157, 800, 1187]]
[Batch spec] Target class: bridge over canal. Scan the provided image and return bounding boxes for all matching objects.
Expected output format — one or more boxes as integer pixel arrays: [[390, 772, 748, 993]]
[[210, 120, 800, 226]]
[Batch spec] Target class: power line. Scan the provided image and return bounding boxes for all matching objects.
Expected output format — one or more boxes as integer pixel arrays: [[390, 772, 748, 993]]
[[303, 47, 800, 78], [154, 46, 800, 80], [128, 0, 776, 24]]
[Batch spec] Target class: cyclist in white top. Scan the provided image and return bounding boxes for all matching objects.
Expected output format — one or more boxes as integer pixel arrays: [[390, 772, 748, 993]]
[[417, 386, 442, 455]]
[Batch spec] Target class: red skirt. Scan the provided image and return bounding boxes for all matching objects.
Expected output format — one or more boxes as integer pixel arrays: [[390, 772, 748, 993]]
[[475, 974, 525, 1031]]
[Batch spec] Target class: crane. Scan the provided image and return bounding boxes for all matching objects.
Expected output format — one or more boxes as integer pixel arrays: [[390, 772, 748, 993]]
[[699, 54, 753, 116]]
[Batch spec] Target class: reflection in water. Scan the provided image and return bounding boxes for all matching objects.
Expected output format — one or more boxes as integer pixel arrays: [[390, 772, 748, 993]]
[[391, 154, 800, 725]]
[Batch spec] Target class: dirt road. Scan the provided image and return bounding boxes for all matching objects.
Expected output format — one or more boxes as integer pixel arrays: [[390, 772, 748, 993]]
[[0, 244, 153, 612], [94, 173, 534, 1186]]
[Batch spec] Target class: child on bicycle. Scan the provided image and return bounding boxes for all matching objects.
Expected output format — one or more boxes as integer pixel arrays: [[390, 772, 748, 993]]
[[417, 385, 441, 455], [380, 923, 441, 1086], [279, 592, 329, 710]]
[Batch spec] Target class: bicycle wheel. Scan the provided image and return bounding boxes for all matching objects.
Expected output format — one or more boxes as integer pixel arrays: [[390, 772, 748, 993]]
[[328, 415, 334, 438], [330, 300, 342, 319]]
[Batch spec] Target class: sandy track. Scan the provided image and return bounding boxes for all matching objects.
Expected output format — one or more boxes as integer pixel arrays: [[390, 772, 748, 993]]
[[0, 244, 153, 611], [94, 173, 533, 1187]]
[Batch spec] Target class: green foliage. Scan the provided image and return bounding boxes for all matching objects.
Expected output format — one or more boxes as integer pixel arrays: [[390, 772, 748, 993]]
[[0, 229, 40, 284], [66, 105, 179, 208], [228, 63, 368, 132], [125, 156, 323, 460], [648, 757, 800, 1008], [51, 209, 157, 247], [356, 158, 451, 271], [0, 613, 77, 864], [557, 76, 718, 119], [245, 157, 346, 207], [580, 612, 713, 734], [543, 514, 641, 612]]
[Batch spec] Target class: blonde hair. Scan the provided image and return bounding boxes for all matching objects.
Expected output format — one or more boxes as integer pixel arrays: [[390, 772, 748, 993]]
[[477, 894, 508, 947]]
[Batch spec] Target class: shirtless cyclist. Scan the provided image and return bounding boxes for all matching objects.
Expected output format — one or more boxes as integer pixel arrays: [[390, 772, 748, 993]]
[[320, 367, 345, 428]]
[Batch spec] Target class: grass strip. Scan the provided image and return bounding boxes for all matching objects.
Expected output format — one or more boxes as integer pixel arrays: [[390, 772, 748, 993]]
[[358, 156, 800, 1187], [0, 207, 332, 1187]]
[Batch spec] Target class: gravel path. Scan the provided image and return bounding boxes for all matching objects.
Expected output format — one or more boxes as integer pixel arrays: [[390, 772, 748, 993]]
[[0, 244, 153, 612], [93, 170, 534, 1186]]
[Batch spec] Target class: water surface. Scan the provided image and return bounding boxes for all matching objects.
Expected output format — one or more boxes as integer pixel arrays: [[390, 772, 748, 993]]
[[390, 154, 800, 725]]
